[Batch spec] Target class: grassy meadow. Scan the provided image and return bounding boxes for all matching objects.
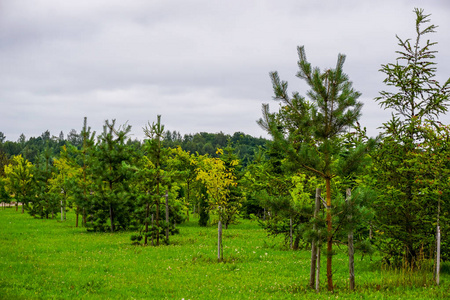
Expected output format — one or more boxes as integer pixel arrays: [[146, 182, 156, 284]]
[[1, 207, 449, 299]]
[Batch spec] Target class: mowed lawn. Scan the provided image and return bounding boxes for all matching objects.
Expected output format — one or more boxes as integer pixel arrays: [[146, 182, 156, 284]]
[[0, 207, 449, 299]]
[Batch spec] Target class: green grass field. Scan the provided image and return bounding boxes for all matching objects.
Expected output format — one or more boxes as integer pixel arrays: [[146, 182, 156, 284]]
[[1, 207, 449, 299]]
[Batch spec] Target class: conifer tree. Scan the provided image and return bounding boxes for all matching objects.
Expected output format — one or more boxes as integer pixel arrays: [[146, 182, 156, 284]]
[[372, 8, 450, 265], [72, 117, 96, 227], [31, 146, 55, 218], [259, 46, 362, 291], [90, 120, 134, 232], [142, 115, 168, 245]]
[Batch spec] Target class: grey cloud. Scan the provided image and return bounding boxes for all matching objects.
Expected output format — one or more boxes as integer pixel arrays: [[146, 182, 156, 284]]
[[1, 0, 450, 142]]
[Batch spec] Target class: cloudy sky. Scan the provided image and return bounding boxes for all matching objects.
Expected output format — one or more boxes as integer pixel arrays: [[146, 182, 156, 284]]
[[1, 0, 450, 142]]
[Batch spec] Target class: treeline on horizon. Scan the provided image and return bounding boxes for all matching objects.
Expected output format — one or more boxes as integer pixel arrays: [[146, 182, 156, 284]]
[[0, 125, 268, 167]]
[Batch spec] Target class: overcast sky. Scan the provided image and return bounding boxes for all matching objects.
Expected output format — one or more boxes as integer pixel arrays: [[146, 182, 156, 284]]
[[1, 0, 450, 142]]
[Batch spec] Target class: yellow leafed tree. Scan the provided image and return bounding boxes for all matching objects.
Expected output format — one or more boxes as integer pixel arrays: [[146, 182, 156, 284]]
[[3, 155, 34, 213]]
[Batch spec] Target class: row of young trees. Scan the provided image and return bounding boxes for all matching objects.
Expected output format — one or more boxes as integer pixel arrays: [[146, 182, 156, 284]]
[[1, 7, 449, 293], [0, 116, 247, 247]]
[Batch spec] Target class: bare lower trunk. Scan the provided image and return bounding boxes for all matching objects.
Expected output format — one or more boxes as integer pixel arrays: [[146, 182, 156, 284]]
[[310, 188, 321, 289], [75, 207, 79, 227], [218, 220, 223, 262], [347, 188, 355, 291], [156, 192, 160, 246], [325, 177, 333, 292], [436, 225, 441, 285], [144, 202, 150, 246], [289, 215, 293, 249], [151, 214, 154, 246], [109, 204, 114, 233], [165, 191, 169, 243], [316, 246, 321, 292], [436, 197, 441, 285], [63, 199, 66, 221]]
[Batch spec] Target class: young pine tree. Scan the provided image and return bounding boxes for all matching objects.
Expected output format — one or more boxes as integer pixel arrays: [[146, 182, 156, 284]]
[[259, 46, 362, 291]]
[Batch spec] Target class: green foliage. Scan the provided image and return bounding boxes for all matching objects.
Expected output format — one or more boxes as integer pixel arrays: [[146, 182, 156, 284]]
[[372, 8, 450, 264], [3, 155, 34, 213], [259, 44, 367, 291], [89, 120, 135, 232], [376, 8, 450, 121]]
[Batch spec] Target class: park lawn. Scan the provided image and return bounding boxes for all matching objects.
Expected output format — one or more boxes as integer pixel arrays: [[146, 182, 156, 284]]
[[0, 207, 449, 299]]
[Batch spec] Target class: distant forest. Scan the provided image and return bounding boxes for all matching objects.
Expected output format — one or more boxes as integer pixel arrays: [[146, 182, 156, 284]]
[[0, 127, 268, 168]]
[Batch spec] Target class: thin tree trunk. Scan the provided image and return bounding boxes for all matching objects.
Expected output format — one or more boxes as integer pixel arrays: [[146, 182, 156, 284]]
[[436, 196, 441, 285], [186, 182, 190, 222], [325, 177, 333, 291], [151, 214, 154, 246], [75, 207, 79, 227], [289, 215, 293, 249], [165, 191, 169, 243], [218, 220, 223, 262], [144, 202, 150, 246], [109, 203, 114, 232], [436, 225, 441, 285], [156, 182, 160, 246], [316, 244, 321, 292], [63, 196, 66, 221], [61, 200, 64, 221], [347, 188, 355, 291], [310, 188, 321, 289]]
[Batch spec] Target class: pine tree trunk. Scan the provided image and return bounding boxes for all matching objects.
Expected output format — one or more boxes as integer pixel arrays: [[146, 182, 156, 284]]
[[61, 200, 63, 221], [347, 188, 355, 291], [218, 220, 223, 262], [325, 177, 333, 291], [310, 188, 321, 289], [75, 207, 79, 227], [289, 215, 293, 249], [144, 202, 150, 246], [151, 214, 154, 246], [109, 203, 114, 232], [316, 244, 321, 292], [165, 191, 169, 243], [156, 180, 160, 246], [436, 225, 441, 285], [436, 197, 441, 285]]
